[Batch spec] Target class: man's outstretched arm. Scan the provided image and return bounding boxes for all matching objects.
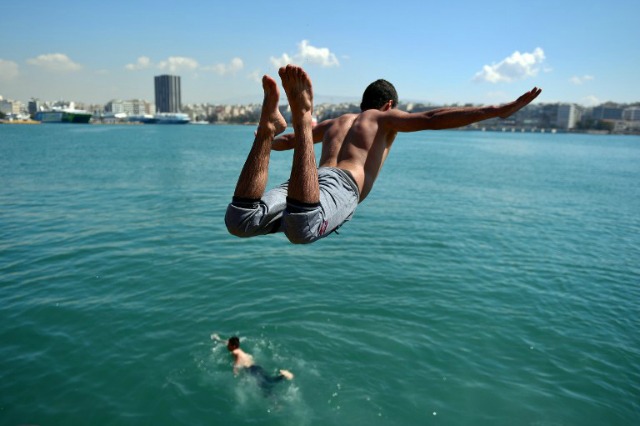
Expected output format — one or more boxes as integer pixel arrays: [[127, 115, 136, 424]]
[[272, 133, 296, 151], [385, 87, 542, 132]]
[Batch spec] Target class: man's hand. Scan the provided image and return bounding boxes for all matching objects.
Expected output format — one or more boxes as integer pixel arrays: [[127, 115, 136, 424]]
[[499, 87, 542, 119]]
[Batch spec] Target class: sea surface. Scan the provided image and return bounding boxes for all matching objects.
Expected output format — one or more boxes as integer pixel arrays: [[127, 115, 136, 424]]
[[1, 124, 639, 426]]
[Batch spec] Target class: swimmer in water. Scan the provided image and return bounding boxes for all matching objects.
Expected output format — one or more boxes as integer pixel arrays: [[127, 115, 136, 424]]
[[213, 334, 294, 394]]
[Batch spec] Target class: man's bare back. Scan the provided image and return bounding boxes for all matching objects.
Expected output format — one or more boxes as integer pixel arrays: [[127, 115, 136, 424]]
[[273, 110, 393, 201], [320, 110, 398, 201], [231, 347, 254, 372], [232, 347, 293, 380]]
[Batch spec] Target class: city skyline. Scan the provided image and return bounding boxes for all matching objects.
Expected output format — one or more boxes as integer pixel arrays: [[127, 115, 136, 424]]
[[1, 0, 639, 107]]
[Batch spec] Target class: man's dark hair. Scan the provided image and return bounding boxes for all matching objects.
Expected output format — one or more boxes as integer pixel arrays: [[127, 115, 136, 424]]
[[228, 336, 240, 347], [360, 79, 398, 111]]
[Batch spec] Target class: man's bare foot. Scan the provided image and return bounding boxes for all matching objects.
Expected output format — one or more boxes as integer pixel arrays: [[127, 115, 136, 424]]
[[279, 369, 294, 380], [278, 65, 313, 117], [258, 75, 287, 135]]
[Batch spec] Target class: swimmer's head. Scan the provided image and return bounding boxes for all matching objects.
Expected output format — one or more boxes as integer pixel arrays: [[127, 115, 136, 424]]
[[227, 336, 240, 351], [360, 79, 398, 111]]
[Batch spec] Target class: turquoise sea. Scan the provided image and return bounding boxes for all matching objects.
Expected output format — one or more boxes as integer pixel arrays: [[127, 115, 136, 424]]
[[1, 124, 639, 426]]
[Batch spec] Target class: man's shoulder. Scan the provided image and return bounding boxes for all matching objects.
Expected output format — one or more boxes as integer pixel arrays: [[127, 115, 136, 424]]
[[232, 348, 245, 356], [334, 113, 359, 122], [375, 108, 411, 129], [360, 109, 402, 121], [356, 109, 394, 126], [318, 113, 359, 131]]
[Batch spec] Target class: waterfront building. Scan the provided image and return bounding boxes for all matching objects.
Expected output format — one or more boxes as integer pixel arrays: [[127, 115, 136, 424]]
[[557, 104, 582, 129], [28, 99, 42, 116], [622, 107, 640, 121], [154, 75, 181, 113], [510, 104, 542, 128], [105, 99, 155, 116], [591, 104, 624, 120], [0, 98, 23, 115], [0, 99, 13, 114]]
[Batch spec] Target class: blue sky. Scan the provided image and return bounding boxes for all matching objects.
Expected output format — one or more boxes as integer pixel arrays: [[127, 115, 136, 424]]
[[1, 0, 638, 106]]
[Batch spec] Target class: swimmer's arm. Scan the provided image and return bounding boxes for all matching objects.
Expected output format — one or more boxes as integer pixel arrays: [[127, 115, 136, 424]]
[[272, 119, 332, 151], [385, 87, 542, 132]]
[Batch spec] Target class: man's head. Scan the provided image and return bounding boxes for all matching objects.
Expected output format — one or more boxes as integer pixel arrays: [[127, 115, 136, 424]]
[[227, 336, 240, 351], [360, 79, 398, 111]]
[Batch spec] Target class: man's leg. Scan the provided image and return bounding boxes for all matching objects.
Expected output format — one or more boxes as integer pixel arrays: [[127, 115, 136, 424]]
[[225, 76, 288, 238], [232, 75, 287, 200], [278, 369, 294, 380], [278, 65, 319, 204]]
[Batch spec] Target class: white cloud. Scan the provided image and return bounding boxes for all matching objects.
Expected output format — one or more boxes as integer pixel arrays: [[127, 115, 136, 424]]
[[569, 75, 594, 85], [247, 69, 262, 83], [27, 53, 82, 72], [270, 40, 339, 68], [203, 57, 244, 75], [474, 48, 545, 83], [157, 56, 199, 73], [0, 59, 19, 80], [270, 53, 294, 68], [126, 55, 244, 77], [125, 56, 152, 71], [298, 40, 339, 67], [582, 95, 600, 106]]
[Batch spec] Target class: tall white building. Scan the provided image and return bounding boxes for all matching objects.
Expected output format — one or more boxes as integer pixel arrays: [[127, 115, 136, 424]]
[[556, 104, 581, 129]]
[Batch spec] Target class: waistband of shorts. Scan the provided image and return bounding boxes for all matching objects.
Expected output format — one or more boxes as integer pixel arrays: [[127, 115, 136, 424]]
[[319, 167, 360, 199]]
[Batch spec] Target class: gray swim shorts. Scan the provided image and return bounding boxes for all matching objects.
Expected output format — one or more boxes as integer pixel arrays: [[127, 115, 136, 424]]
[[225, 167, 360, 244]]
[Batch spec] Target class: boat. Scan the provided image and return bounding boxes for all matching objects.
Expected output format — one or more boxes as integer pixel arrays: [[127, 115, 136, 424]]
[[128, 114, 157, 124], [34, 108, 92, 124], [129, 113, 190, 124], [154, 113, 190, 124], [126, 113, 190, 124]]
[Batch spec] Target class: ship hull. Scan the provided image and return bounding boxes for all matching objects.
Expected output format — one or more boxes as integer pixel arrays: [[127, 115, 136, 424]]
[[35, 111, 92, 124], [62, 112, 92, 123], [154, 113, 190, 124]]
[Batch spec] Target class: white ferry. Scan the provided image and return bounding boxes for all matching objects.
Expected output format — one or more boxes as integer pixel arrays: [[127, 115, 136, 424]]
[[127, 113, 191, 124]]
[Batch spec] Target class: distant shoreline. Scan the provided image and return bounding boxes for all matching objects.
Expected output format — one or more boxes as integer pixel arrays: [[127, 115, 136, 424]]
[[2, 119, 638, 136]]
